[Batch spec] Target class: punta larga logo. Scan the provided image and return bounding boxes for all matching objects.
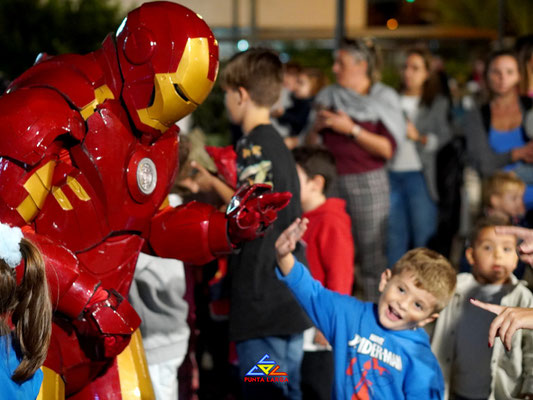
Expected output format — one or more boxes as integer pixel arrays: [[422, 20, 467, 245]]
[[243, 354, 289, 383]]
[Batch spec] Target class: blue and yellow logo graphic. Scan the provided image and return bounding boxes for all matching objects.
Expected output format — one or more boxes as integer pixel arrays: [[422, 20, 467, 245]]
[[243, 354, 288, 383]]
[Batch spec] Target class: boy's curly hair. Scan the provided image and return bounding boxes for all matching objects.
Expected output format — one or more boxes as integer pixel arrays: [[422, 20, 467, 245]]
[[392, 248, 456, 312]]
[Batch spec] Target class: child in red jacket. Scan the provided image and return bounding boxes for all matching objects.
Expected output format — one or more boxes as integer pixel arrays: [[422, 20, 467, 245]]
[[292, 146, 355, 400]]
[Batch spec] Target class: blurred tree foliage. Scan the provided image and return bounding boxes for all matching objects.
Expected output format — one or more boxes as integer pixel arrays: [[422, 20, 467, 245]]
[[192, 79, 231, 144], [435, 0, 533, 36], [0, 0, 122, 80]]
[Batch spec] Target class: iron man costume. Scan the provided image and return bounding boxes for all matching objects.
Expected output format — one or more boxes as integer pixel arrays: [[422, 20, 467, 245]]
[[0, 2, 290, 399]]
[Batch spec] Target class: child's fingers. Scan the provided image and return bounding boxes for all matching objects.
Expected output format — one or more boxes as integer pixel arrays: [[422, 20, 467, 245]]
[[503, 320, 520, 352], [488, 317, 502, 348], [519, 241, 533, 255], [293, 218, 309, 238], [470, 298, 504, 315], [496, 312, 513, 350], [488, 308, 510, 347], [495, 225, 533, 239], [276, 219, 301, 251]]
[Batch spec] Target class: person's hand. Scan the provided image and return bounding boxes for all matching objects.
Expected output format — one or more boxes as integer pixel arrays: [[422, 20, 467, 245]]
[[406, 120, 420, 142], [226, 184, 292, 244], [189, 161, 215, 193], [470, 298, 533, 351], [74, 288, 141, 360], [317, 109, 356, 136], [495, 225, 533, 265], [512, 141, 533, 163], [313, 329, 329, 347], [275, 217, 308, 261]]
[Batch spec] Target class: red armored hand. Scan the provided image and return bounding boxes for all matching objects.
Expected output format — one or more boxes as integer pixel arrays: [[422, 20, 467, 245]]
[[226, 184, 292, 244], [73, 288, 141, 360]]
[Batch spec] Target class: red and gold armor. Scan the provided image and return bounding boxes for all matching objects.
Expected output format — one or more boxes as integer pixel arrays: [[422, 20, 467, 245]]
[[0, 2, 290, 399]]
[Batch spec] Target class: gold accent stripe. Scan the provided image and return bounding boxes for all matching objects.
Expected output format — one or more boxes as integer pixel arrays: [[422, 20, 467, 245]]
[[51, 187, 73, 210], [66, 176, 91, 201], [16, 160, 56, 222], [23, 161, 56, 209], [158, 196, 170, 210], [16, 195, 39, 223], [36, 366, 65, 400], [117, 330, 156, 400], [23, 173, 48, 209], [35, 161, 55, 190], [80, 84, 115, 121]]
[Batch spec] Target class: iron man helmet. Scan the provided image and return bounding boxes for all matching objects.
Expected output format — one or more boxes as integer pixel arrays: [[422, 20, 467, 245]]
[[116, 1, 219, 139]]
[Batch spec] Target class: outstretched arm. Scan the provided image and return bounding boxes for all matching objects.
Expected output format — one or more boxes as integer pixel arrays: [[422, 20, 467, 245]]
[[470, 298, 533, 350]]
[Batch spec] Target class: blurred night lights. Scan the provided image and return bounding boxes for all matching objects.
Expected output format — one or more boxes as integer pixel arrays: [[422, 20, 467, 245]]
[[386, 18, 399, 30], [237, 40, 249, 51]]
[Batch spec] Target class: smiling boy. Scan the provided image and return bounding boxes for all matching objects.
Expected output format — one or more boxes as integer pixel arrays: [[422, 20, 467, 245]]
[[431, 215, 533, 400], [275, 218, 456, 399]]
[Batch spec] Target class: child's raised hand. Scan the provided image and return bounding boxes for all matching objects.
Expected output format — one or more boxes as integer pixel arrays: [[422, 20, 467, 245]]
[[275, 218, 308, 275], [470, 298, 533, 351], [275, 218, 308, 257]]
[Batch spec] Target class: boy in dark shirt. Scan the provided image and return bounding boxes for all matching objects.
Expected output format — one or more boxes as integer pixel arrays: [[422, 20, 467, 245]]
[[221, 49, 311, 400]]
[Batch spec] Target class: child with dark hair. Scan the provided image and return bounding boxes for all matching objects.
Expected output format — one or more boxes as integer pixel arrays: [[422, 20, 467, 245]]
[[0, 223, 52, 398], [431, 215, 533, 399], [280, 68, 329, 149], [292, 146, 354, 400]]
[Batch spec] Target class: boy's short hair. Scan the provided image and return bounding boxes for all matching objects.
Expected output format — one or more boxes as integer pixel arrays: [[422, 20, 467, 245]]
[[292, 146, 337, 194], [483, 171, 526, 208], [220, 48, 282, 108], [469, 214, 514, 248], [391, 248, 456, 312]]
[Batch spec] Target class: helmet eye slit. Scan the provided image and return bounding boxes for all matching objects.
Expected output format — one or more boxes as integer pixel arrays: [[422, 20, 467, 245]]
[[147, 86, 156, 107], [173, 84, 190, 103]]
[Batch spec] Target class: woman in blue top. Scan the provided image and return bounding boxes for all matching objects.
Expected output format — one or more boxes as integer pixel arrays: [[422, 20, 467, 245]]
[[0, 223, 52, 399], [465, 49, 533, 209]]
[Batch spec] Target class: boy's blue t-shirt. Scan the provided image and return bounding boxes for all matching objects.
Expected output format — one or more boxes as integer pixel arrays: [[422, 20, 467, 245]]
[[0, 335, 43, 399], [278, 260, 444, 400]]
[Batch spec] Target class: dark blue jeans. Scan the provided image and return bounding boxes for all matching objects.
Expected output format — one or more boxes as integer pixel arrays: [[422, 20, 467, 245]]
[[236, 333, 304, 400], [387, 171, 437, 267]]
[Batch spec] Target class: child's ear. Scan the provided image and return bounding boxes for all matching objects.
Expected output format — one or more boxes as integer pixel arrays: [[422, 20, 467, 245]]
[[465, 247, 475, 266], [238, 86, 250, 104], [311, 174, 326, 193], [378, 269, 392, 293], [417, 313, 439, 328]]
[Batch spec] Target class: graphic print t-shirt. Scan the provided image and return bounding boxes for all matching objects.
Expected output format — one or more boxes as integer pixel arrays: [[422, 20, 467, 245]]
[[278, 261, 444, 400]]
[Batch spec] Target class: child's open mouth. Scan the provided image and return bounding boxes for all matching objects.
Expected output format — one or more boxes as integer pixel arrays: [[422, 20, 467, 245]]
[[386, 305, 402, 321]]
